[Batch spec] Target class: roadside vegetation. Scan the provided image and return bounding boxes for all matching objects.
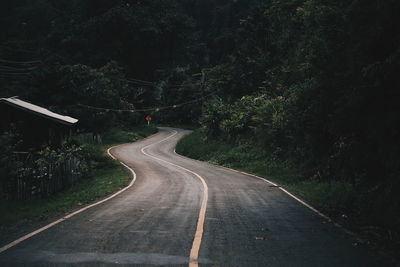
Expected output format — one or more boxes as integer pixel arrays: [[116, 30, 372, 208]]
[[1, 0, 399, 254], [176, 129, 399, 250], [176, 130, 353, 218], [0, 125, 156, 225]]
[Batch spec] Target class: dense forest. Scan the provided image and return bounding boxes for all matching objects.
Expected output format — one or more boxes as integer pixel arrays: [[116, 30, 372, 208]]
[[1, 0, 399, 245]]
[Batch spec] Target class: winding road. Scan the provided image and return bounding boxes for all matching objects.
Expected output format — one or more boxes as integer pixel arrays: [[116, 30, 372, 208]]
[[0, 127, 394, 266]]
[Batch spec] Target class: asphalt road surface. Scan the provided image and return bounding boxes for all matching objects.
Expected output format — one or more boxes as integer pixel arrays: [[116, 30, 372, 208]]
[[0, 127, 395, 266]]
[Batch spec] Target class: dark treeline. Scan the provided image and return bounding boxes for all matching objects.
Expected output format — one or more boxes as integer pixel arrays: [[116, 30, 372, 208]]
[[197, 0, 400, 238], [0, 0, 198, 132], [1, 0, 400, 238], [197, 0, 400, 239]]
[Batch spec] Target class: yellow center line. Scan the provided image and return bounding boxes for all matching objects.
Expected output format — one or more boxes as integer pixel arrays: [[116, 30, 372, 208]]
[[140, 130, 208, 267]]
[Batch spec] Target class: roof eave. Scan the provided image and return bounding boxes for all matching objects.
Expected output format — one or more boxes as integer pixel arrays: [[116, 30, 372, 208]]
[[0, 99, 78, 126]]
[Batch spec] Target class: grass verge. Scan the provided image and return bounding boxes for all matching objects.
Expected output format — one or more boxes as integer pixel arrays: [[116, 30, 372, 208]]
[[176, 129, 400, 257], [176, 130, 359, 223], [0, 125, 157, 225]]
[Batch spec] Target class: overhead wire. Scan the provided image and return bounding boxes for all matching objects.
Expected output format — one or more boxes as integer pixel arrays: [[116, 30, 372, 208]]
[[0, 58, 41, 65], [0, 44, 36, 54], [0, 65, 37, 71], [122, 79, 154, 86], [0, 56, 40, 80], [0, 65, 36, 79], [120, 78, 190, 89], [76, 93, 214, 113], [126, 78, 154, 85], [0, 72, 33, 76]]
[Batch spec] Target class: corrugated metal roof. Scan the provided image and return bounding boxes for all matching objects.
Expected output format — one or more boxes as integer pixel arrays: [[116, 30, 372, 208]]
[[0, 97, 78, 125]]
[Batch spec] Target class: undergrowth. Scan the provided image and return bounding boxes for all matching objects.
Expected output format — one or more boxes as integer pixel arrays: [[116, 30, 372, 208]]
[[0, 125, 157, 225], [176, 129, 400, 256]]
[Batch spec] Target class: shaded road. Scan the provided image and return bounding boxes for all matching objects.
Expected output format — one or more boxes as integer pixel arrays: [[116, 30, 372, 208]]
[[0, 127, 394, 266]]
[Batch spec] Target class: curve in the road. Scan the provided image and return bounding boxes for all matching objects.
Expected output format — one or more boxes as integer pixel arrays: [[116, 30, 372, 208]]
[[1, 129, 210, 267], [173, 148, 357, 238], [140, 130, 208, 267], [1, 127, 394, 267], [0, 137, 141, 254]]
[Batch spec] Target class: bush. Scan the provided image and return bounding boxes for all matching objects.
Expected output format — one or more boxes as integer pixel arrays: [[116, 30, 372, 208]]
[[0, 137, 90, 200], [0, 129, 23, 199]]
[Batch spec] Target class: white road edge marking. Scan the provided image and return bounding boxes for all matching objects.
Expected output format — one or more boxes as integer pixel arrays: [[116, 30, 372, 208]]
[[141, 130, 208, 267], [0, 142, 140, 254], [172, 149, 356, 237]]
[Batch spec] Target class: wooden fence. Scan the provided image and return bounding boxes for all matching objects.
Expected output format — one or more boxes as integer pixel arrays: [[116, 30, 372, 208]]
[[1, 133, 101, 200], [75, 132, 102, 144], [3, 152, 84, 200]]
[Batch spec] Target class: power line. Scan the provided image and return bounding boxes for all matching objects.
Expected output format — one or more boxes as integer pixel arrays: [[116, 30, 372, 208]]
[[122, 79, 154, 87], [0, 58, 41, 65], [0, 72, 31, 76], [0, 44, 35, 54], [76, 93, 214, 113], [0, 65, 37, 71], [126, 78, 154, 85], [0, 69, 36, 74], [120, 78, 188, 88], [0, 61, 37, 80], [124, 77, 198, 87], [0, 74, 31, 80]]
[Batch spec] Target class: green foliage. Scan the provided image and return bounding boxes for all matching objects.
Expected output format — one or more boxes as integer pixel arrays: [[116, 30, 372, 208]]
[[101, 125, 157, 144], [252, 96, 288, 151], [60, 62, 125, 106], [0, 156, 128, 225], [0, 0, 196, 129], [1, 0, 400, 243], [177, 129, 399, 244], [176, 129, 355, 216], [0, 139, 91, 200], [0, 126, 156, 224], [0, 128, 23, 199], [200, 0, 400, 185], [200, 97, 229, 138], [154, 67, 204, 124], [21, 60, 151, 133], [196, 0, 400, 240], [35, 143, 89, 179]]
